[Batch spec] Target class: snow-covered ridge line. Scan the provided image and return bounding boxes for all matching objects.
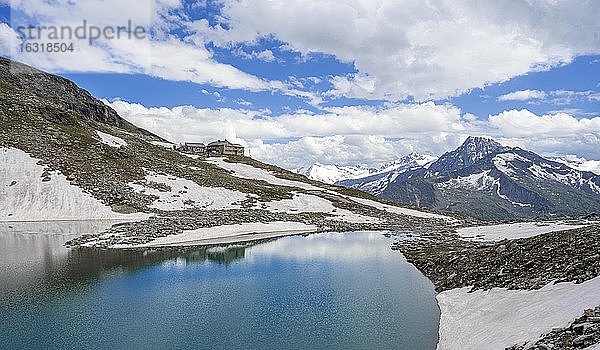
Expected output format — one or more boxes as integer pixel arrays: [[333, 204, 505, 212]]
[[294, 163, 377, 184], [296, 154, 438, 185], [0, 147, 146, 222], [436, 276, 600, 350]]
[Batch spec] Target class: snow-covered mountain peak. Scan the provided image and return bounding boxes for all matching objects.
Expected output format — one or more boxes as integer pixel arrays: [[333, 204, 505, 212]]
[[378, 153, 437, 172], [429, 136, 509, 174], [296, 153, 438, 184], [295, 163, 376, 184]]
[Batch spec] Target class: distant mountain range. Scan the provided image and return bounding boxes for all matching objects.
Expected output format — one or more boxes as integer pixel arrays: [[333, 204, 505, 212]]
[[301, 137, 600, 220], [329, 154, 437, 195], [293, 153, 437, 185]]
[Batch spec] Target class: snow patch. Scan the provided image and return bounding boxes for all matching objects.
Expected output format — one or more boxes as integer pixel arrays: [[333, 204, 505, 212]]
[[527, 163, 600, 194], [495, 180, 532, 207], [149, 140, 174, 148], [129, 171, 247, 211], [492, 153, 528, 177], [258, 192, 381, 224], [207, 157, 322, 191], [118, 221, 318, 247], [457, 221, 590, 241], [0, 147, 146, 222], [437, 276, 600, 350], [96, 130, 127, 148], [439, 170, 496, 191], [259, 192, 336, 213], [348, 196, 454, 221]]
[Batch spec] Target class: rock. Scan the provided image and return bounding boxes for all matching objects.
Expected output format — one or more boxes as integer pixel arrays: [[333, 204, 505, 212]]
[[572, 334, 592, 346], [573, 322, 592, 335], [392, 224, 600, 292]]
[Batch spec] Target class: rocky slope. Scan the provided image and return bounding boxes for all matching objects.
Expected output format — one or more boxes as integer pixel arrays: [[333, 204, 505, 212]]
[[341, 136, 600, 220], [508, 306, 600, 350], [0, 57, 460, 248], [393, 222, 600, 349], [393, 223, 600, 292]]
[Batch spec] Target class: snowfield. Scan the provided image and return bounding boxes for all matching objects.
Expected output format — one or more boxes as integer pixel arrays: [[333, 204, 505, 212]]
[[258, 192, 382, 224], [96, 130, 127, 148], [113, 221, 318, 248], [206, 157, 323, 191], [348, 196, 454, 221], [129, 171, 247, 211], [259, 192, 336, 213], [0, 147, 147, 222], [148, 140, 174, 148], [457, 221, 591, 241], [438, 170, 496, 191], [437, 276, 600, 350]]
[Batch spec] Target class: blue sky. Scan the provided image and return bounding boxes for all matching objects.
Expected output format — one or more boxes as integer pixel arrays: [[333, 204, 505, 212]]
[[1, 0, 599, 168]]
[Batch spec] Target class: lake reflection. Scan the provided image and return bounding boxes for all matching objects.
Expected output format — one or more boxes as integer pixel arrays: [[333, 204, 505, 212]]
[[0, 224, 439, 350]]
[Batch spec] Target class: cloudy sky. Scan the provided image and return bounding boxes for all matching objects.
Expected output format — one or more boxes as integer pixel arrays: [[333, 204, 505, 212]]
[[1, 0, 599, 169]]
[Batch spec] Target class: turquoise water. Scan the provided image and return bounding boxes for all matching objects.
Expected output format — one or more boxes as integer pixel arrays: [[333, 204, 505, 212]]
[[0, 226, 439, 350]]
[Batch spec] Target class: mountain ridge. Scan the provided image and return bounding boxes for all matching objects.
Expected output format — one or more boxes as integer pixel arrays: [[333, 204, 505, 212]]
[[338, 137, 600, 220], [294, 153, 437, 185]]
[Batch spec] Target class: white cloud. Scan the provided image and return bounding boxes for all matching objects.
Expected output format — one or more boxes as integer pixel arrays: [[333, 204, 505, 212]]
[[3, 0, 272, 91], [489, 109, 600, 158], [489, 109, 600, 137], [234, 47, 276, 62], [0, 23, 19, 54], [107, 99, 476, 167], [197, 0, 600, 101], [109, 99, 600, 167], [248, 136, 412, 169], [497, 90, 547, 101], [548, 90, 600, 105], [499, 134, 600, 161], [109, 99, 470, 139], [497, 89, 600, 105]]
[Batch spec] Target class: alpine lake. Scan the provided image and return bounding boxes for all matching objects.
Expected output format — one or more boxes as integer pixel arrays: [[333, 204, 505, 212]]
[[0, 222, 439, 350]]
